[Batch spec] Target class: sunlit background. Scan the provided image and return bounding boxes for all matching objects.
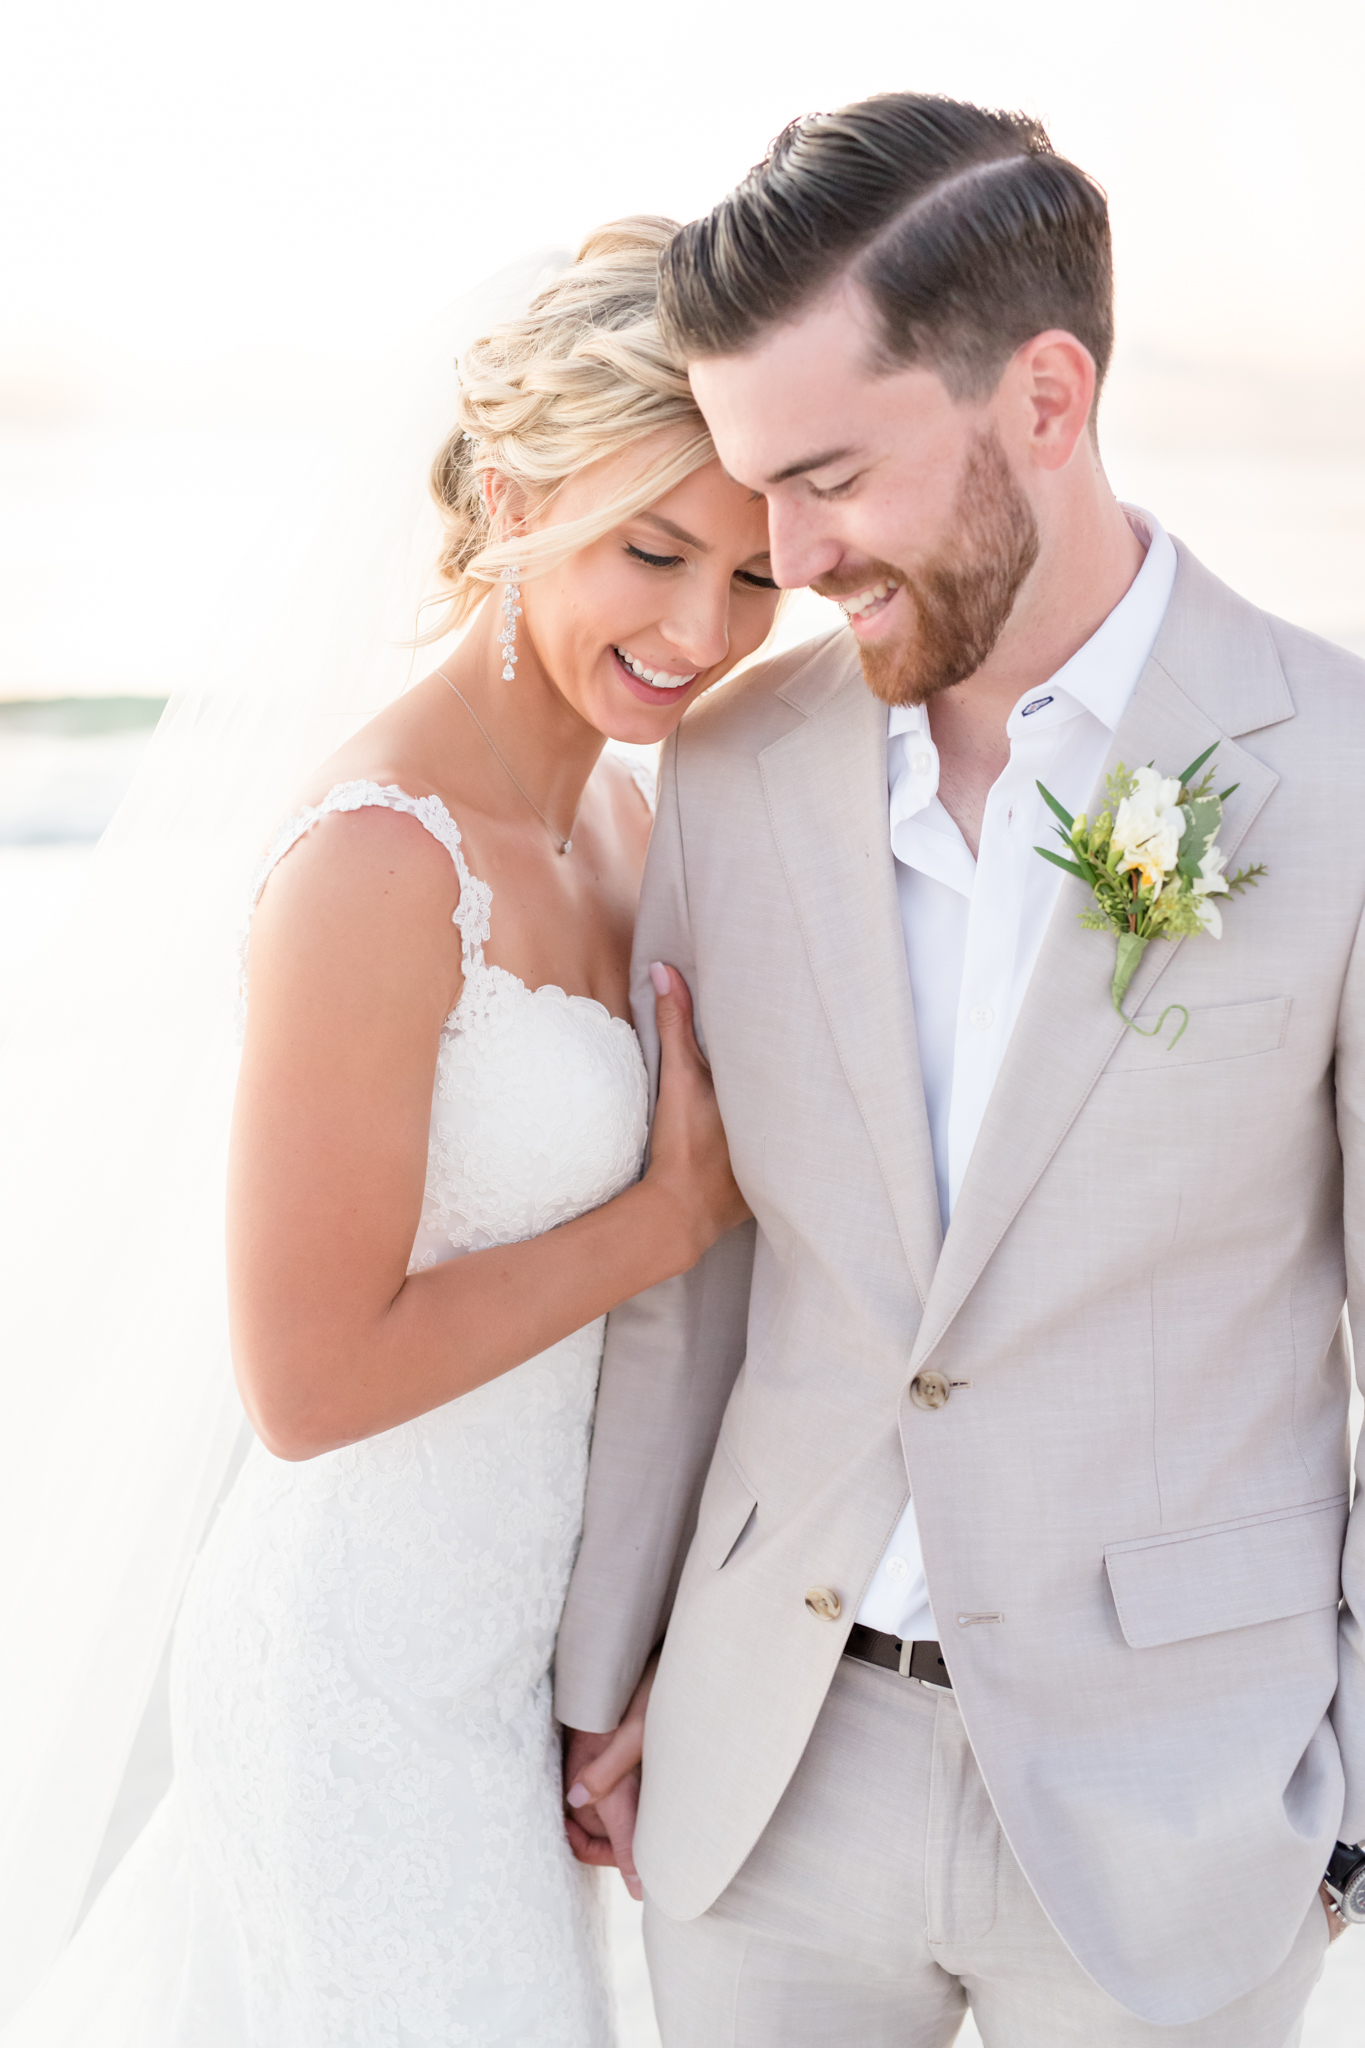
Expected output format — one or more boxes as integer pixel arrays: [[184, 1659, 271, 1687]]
[[5, 1, 1364, 882], [3, 0, 1364, 2035]]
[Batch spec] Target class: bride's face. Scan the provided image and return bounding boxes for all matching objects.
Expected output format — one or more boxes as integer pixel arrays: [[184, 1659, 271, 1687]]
[[518, 450, 781, 744]]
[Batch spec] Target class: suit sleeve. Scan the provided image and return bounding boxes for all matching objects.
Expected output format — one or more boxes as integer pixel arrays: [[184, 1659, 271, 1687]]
[[553, 728, 755, 1733], [1333, 889, 1365, 1843]]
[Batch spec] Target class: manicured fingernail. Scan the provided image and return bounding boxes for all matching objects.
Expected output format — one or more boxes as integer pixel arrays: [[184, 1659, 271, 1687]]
[[566, 1783, 591, 1808], [649, 962, 670, 996]]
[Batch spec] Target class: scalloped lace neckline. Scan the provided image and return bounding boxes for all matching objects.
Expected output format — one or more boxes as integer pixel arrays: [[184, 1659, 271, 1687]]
[[247, 779, 639, 1040], [454, 959, 635, 1036]]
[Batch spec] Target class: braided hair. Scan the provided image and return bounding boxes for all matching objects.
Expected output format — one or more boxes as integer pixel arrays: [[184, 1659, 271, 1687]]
[[427, 217, 715, 632]]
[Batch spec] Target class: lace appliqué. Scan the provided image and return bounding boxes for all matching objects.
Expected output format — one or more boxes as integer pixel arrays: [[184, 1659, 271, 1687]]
[[451, 871, 492, 955]]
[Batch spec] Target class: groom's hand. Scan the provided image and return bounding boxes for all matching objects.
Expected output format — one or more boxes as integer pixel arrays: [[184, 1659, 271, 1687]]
[[562, 1654, 658, 1901]]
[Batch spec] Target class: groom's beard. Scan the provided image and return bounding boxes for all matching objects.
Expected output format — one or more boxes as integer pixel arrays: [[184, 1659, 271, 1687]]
[[819, 428, 1040, 709]]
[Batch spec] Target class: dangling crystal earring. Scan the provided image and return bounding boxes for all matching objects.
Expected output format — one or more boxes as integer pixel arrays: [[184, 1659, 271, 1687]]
[[498, 564, 521, 681]]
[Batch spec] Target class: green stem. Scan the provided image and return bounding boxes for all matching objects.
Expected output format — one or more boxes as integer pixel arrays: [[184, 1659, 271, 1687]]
[[1110, 930, 1188, 1046]]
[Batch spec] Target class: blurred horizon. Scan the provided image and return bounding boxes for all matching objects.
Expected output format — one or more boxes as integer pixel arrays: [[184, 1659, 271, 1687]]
[[4, 341, 1362, 710]]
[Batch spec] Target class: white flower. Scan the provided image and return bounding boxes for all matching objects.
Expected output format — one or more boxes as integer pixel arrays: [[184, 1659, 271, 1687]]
[[1190, 842, 1230, 938], [1111, 766, 1186, 895]]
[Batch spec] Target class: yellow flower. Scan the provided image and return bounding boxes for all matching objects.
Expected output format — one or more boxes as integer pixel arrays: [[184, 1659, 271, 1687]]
[[1128, 854, 1167, 897]]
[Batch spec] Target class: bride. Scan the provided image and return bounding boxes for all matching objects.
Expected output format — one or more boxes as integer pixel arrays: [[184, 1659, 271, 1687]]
[[5, 219, 779, 2045]]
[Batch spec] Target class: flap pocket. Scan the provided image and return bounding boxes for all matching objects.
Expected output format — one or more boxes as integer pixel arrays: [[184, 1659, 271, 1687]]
[[1104, 1496, 1347, 1649], [695, 1439, 758, 1571], [1106, 995, 1290, 1074]]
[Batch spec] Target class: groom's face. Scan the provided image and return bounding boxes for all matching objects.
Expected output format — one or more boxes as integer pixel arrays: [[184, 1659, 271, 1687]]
[[688, 281, 1039, 706]]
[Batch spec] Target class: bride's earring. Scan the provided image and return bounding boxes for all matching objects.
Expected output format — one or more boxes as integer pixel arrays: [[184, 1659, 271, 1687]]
[[499, 565, 521, 681]]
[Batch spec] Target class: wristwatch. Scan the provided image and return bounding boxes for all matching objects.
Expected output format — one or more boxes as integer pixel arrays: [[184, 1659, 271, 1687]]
[[1325, 1841, 1365, 1925]]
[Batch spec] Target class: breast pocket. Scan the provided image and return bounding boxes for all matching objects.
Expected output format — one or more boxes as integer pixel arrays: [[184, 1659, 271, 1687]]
[[1103, 1494, 1346, 1649], [1105, 995, 1290, 1075]]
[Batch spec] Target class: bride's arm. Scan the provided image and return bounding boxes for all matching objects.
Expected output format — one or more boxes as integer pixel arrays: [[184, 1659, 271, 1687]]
[[227, 806, 744, 1461]]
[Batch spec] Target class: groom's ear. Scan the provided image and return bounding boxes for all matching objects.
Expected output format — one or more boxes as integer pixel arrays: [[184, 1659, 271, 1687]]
[[1004, 330, 1098, 471]]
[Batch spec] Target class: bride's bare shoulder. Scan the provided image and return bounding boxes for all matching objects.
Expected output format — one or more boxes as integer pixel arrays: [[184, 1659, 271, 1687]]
[[243, 792, 466, 1033], [265, 779, 464, 906], [249, 754, 470, 994]]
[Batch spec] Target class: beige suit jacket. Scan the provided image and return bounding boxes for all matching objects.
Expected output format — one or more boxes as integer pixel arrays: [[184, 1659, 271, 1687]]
[[554, 544, 1365, 2025]]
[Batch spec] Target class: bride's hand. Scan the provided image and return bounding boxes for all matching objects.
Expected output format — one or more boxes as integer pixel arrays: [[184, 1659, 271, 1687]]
[[563, 1654, 659, 1900], [642, 964, 750, 1261]]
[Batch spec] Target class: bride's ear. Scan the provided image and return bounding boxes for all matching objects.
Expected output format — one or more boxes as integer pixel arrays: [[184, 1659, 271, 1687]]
[[482, 469, 533, 543]]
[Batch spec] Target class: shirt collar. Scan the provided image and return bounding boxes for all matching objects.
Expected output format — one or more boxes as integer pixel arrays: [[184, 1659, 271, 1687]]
[[888, 505, 1176, 747], [1033, 506, 1175, 734]]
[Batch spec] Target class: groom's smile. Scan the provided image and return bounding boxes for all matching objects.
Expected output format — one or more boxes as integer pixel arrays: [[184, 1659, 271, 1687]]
[[831, 576, 901, 627]]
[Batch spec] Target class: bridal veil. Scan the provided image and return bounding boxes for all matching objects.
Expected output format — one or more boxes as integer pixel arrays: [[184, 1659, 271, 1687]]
[[0, 252, 567, 2022]]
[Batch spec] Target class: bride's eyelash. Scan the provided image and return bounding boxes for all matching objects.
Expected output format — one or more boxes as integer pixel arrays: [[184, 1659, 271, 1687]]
[[625, 543, 777, 590], [625, 543, 683, 569], [809, 475, 859, 501]]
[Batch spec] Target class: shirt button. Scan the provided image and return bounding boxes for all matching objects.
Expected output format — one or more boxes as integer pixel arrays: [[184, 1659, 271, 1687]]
[[911, 751, 933, 776], [969, 1005, 995, 1030], [884, 1556, 909, 1581]]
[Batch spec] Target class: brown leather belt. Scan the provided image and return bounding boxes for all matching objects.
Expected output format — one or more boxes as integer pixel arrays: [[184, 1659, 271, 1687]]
[[843, 1624, 952, 1688]]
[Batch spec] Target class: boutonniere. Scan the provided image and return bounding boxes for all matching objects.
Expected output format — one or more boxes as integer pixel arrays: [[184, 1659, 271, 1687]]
[[1035, 746, 1266, 1046]]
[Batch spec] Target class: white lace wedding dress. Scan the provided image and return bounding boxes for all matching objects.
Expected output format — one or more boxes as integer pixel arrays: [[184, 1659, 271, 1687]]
[[7, 781, 649, 2048]]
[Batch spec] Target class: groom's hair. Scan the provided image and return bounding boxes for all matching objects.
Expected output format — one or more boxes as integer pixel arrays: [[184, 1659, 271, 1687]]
[[659, 94, 1114, 406]]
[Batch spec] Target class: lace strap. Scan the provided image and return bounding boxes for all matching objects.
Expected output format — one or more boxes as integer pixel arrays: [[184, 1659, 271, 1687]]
[[244, 779, 493, 985]]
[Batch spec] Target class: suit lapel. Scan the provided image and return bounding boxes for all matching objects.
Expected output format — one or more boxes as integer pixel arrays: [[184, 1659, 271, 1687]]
[[909, 563, 1286, 1372], [761, 658, 943, 1308]]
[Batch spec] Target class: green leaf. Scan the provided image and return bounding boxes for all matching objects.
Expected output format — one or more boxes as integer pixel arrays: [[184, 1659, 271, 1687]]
[[1034, 846, 1089, 882], [1218, 783, 1239, 802], [1175, 793, 1221, 877], [1176, 743, 1218, 788], [1036, 780, 1077, 834]]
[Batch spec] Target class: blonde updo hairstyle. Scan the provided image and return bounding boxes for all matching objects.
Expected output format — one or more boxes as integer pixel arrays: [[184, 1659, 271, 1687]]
[[428, 217, 716, 634]]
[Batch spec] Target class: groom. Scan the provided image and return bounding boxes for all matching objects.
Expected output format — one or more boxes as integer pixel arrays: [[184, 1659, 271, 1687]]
[[557, 94, 1365, 2043]]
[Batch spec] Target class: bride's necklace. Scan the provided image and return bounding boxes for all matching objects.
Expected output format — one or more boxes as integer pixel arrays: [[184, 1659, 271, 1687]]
[[437, 669, 576, 856]]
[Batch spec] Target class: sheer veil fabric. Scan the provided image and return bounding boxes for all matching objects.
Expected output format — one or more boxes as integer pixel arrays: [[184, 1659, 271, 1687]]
[[0, 252, 570, 2022]]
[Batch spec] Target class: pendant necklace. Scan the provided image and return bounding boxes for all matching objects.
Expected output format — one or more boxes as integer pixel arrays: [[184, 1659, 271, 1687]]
[[437, 669, 575, 856]]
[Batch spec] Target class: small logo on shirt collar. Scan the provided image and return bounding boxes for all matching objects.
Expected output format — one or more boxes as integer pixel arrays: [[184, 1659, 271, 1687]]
[[1021, 695, 1054, 718]]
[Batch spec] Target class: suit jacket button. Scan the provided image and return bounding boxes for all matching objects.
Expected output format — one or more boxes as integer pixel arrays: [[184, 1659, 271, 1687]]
[[805, 1586, 842, 1621], [910, 1370, 950, 1410]]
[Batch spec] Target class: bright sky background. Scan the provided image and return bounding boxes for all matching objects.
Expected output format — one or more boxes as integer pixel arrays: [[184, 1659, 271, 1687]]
[[2, 0, 1363, 694], [6, 0, 1363, 392]]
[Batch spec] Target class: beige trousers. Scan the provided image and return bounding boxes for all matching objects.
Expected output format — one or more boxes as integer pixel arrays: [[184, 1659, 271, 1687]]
[[643, 1658, 1329, 2047]]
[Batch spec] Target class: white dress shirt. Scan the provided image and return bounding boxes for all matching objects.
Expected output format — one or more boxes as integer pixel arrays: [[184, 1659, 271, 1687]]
[[855, 509, 1178, 1643]]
